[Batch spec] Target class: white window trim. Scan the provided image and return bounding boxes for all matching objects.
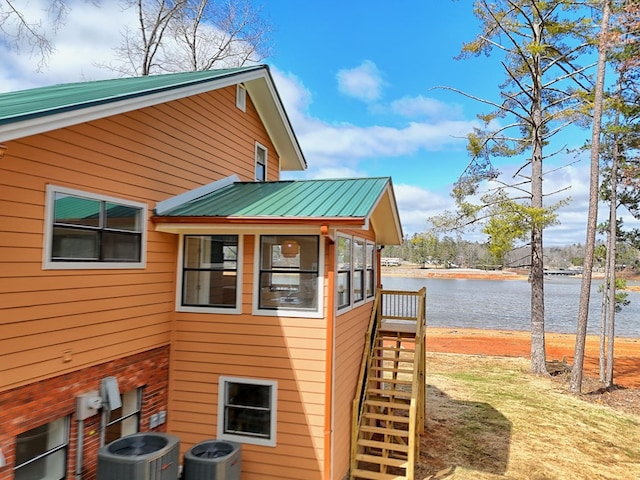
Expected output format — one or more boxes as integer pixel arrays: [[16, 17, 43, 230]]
[[14, 416, 70, 477], [176, 234, 243, 314], [236, 83, 247, 112], [255, 142, 267, 182], [336, 233, 353, 314], [43, 185, 147, 270], [352, 237, 366, 307], [217, 376, 277, 448], [336, 234, 376, 315], [252, 234, 325, 319], [365, 240, 377, 301]]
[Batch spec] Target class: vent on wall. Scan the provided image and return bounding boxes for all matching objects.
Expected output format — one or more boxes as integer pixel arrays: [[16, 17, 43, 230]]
[[97, 432, 180, 480]]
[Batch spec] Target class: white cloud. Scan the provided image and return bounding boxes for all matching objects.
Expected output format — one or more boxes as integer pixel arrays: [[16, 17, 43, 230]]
[[394, 184, 453, 236], [336, 60, 385, 102], [1, 7, 616, 247], [390, 95, 463, 120], [0, 1, 134, 92]]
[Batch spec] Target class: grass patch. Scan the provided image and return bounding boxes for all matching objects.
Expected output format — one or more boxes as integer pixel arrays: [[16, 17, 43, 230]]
[[417, 353, 640, 480]]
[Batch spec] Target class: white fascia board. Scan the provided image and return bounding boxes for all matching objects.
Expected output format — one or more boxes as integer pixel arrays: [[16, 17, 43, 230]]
[[245, 74, 306, 172], [155, 174, 240, 215], [0, 69, 269, 143]]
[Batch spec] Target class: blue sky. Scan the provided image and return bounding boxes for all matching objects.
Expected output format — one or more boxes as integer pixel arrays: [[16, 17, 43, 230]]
[[1, 1, 626, 246]]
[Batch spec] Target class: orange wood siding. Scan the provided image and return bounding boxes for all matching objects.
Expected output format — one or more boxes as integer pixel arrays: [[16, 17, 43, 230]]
[[331, 228, 378, 478], [168, 235, 328, 480], [0, 85, 278, 392], [332, 305, 371, 477]]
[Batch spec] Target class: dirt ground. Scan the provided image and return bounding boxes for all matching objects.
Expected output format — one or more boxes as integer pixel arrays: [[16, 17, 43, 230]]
[[424, 327, 640, 418], [425, 327, 640, 388]]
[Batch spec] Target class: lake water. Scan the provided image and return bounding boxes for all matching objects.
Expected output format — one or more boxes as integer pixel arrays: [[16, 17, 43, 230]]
[[381, 275, 640, 338]]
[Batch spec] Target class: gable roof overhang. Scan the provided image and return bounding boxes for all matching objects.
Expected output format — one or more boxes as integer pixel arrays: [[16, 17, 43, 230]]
[[152, 177, 403, 245], [0, 65, 306, 171]]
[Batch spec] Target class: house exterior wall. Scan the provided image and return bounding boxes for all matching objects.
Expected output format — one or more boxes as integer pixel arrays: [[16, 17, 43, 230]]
[[168, 235, 330, 480], [0, 346, 169, 480], [0, 85, 279, 478], [331, 229, 377, 479]]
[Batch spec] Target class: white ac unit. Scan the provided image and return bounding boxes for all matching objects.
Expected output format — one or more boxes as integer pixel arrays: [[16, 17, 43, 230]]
[[183, 440, 241, 480], [97, 432, 180, 480]]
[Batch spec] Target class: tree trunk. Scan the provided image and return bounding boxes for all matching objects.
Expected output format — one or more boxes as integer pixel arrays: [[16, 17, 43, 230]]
[[529, 19, 546, 375], [570, 0, 611, 393], [598, 270, 608, 382], [605, 108, 621, 388]]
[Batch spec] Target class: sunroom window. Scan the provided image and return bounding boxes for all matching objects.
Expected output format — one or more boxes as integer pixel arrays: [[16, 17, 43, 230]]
[[353, 238, 365, 303], [337, 236, 351, 309], [336, 235, 376, 313], [182, 235, 239, 309], [366, 241, 375, 298], [258, 235, 319, 311]]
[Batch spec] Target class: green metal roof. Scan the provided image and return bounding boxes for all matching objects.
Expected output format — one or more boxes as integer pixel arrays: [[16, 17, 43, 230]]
[[157, 177, 392, 218], [0, 64, 306, 171], [0, 66, 261, 126]]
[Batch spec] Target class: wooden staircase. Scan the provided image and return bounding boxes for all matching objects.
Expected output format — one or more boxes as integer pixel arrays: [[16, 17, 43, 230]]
[[351, 289, 426, 480]]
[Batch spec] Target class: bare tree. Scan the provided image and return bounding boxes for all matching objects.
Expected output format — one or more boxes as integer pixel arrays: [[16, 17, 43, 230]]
[[0, 0, 71, 69], [169, 0, 272, 71], [110, 0, 272, 76]]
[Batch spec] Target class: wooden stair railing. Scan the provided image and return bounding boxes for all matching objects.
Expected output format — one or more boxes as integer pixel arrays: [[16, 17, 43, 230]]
[[351, 288, 426, 480]]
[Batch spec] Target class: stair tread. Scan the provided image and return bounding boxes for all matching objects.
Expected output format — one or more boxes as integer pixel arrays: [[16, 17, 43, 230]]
[[372, 378, 414, 385], [365, 399, 410, 410], [370, 367, 414, 375], [367, 388, 412, 398], [357, 438, 410, 453], [362, 411, 410, 423], [360, 424, 409, 437], [351, 469, 408, 480], [355, 453, 409, 468]]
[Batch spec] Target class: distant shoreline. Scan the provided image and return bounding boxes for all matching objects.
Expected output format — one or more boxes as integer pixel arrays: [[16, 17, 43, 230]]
[[381, 266, 530, 281], [381, 265, 640, 289]]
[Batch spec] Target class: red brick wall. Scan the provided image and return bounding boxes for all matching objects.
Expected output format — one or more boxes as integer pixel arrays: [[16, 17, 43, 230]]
[[0, 346, 170, 480]]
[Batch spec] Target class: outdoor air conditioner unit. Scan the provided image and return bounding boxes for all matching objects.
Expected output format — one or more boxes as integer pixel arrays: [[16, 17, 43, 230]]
[[183, 440, 241, 480], [97, 432, 180, 480]]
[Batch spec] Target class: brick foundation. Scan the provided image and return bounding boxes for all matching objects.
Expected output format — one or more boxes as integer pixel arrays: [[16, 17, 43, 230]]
[[0, 345, 170, 480]]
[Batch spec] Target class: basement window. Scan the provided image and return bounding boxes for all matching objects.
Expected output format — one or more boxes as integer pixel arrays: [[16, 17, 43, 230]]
[[218, 376, 277, 447], [103, 388, 143, 445], [14, 417, 69, 480]]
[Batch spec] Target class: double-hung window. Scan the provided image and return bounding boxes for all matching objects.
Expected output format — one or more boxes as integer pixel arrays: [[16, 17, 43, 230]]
[[236, 84, 247, 112], [14, 417, 69, 480], [257, 235, 319, 312], [103, 388, 143, 445], [336, 235, 376, 312], [181, 235, 239, 311], [218, 376, 277, 447], [366, 241, 375, 298], [255, 143, 267, 182], [44, 185, 146, 269], [353, 239, 365, 303], [337, 236, 351, 309]]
